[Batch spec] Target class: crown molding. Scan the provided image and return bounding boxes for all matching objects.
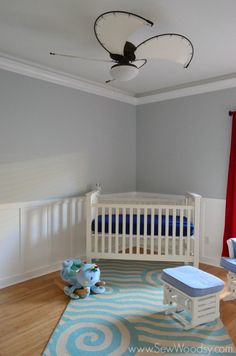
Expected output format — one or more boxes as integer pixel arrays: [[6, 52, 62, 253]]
[[0, 53, 137, 105], [137, 75, 236, 105], [1, 53, 236, 106]]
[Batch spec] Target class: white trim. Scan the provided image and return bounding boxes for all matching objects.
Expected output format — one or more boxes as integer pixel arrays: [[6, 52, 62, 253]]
[[200, 256, 221, 267], [0, 196, 85, 210], [0, 257, 86, 288], [137, 76, 236, 105], [0, 262, 62, 288], [1, 52, 236, 106], [0, 53, 137, 105]]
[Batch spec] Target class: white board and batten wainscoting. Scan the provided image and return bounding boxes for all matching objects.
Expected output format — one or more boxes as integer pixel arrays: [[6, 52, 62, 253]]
[[0, 197, 86, 288], [200, 198, 226, 267], [0, 193, 225, 288]]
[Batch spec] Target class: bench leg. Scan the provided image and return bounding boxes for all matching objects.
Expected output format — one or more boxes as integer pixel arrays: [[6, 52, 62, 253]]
[[161, 282, 220, 330]]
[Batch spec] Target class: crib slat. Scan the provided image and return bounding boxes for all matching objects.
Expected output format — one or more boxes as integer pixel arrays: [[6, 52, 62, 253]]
[[143, 207, 147, 255], [115, 208, 119, 254], [122, 208, 126, 254], [108, 207, 112, 253], [172, 208, 176, 256], [158, 208, 162, 255], [129, 208, 133, 254], [94, 206, 98, 254], [137, 208, 140, 254], [179, 208, 183, 256], [151, 208, 155, 255], [101, 207, 105, 253], [165, 208, 169, 255]]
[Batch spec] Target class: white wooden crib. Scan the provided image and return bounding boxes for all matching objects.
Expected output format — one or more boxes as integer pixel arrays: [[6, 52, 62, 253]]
[[86, 190, 201, 267]]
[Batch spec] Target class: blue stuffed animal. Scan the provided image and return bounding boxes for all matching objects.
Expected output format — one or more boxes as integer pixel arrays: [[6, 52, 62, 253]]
[[60, 259, 106, 299]]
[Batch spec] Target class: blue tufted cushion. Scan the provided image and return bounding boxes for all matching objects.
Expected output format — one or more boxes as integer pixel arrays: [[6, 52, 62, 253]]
[[220, 257, 236, 274], [161, 266, 224, 297]]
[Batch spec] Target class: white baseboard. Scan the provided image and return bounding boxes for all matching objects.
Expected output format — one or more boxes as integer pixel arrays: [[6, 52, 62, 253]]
[[200, 256, 221, 268], [0, 255, 86, 289], [0, 262, 62, 288]]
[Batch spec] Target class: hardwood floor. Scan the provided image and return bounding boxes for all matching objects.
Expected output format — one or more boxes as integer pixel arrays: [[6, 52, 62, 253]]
[[0, 264, 235, 356]]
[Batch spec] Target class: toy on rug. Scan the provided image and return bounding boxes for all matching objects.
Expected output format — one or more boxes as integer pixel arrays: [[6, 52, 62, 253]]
[[60, 258, 106, 299]]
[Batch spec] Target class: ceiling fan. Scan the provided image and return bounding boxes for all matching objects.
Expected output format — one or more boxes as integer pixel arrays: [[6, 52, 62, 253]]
[[50, 11, 194, 83]]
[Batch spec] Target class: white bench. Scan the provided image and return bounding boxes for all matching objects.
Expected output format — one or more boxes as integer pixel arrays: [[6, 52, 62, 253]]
[[161, 266, 224, 330]]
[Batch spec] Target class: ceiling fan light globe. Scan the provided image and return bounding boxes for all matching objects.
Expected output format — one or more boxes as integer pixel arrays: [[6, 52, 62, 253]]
[[110, 64, 139, 81]]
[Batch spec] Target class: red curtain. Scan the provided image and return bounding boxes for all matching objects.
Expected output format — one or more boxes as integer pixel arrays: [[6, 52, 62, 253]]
[[222, 111, 236, 256]]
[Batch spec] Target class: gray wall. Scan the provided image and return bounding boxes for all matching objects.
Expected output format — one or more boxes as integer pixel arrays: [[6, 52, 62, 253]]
[[136, 88, 236, 199], [0, 69, 136, 203], [1, 67, 235, 202]]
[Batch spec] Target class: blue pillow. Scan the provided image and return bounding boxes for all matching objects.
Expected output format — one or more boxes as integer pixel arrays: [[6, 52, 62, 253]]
[[232, 240, 236, 258]]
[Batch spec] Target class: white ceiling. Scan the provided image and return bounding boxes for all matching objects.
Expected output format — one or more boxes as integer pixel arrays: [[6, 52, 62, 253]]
[[0, 0, 236, 97]]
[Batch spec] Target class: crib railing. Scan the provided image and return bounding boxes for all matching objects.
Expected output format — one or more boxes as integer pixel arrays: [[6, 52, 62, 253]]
[[87, 202, 195, 263]]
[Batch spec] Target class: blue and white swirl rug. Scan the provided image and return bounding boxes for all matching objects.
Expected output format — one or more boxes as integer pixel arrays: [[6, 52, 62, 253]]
[[43, 260, 235, 355]]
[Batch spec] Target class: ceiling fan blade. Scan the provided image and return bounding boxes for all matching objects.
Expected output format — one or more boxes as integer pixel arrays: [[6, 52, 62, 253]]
[[135, 34, 194, 68], [94, 11, 153, 56], [50, 52, 113, 63]]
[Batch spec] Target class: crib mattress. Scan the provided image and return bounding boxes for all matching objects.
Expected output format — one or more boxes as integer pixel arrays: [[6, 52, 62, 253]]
[[220, 257, 236, 273], [91, 214, 194, 237], [161, 266, 224, 297]]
